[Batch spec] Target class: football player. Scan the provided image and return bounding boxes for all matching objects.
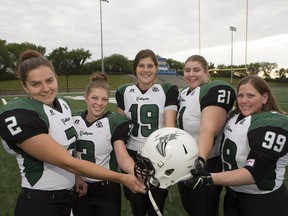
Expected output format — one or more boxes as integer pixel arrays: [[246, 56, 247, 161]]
[[0, 50, 145, 216], [116, 49, 179, 216], [177, 55, 236, 216], [185, 75, 288, 215], [72, 72, 136, 216]]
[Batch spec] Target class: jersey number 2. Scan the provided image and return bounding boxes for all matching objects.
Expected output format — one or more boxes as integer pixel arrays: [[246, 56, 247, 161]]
[[5, 116, 22, 136]]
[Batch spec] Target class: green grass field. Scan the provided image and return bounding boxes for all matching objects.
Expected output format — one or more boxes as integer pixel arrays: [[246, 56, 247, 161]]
[[0, 75, 287, 215]]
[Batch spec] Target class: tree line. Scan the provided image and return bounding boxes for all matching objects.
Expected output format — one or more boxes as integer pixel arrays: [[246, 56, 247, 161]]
[[1, 39, 287, 81]]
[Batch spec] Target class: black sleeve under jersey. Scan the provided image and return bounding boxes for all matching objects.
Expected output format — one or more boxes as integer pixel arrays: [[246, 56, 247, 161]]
[[165, 85, 179, 107], [111, 120, 131, 144], [244, 150, 276, 183], [115, 90, 125, 110], [248, 126, 288, 160], [201, 85, 236, 112], [0, 109, 48, 150], [245, 126, 288, 183]]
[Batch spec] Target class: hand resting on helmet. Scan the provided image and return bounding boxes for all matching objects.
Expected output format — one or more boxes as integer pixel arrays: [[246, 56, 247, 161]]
[[184, 168, 213, 190], [190, 156, 206, 175]]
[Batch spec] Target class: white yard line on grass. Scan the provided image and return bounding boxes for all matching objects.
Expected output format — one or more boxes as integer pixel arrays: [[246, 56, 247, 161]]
[[64, 96, 116, 104]]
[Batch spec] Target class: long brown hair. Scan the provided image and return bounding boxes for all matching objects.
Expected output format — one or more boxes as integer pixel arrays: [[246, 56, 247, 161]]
[[232, 75, 285, 115]]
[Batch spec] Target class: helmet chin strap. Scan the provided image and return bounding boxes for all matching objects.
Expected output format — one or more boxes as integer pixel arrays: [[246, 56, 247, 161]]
[[146, 153, 172, 216], [146, 178, 162, 216], [133, 153, 168, 216], [148, 190, 163, 216]]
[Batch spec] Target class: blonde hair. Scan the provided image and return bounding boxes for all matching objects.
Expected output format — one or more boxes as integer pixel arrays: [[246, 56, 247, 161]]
[[185, 55, 208, 71], [85, 72, 110, 96]]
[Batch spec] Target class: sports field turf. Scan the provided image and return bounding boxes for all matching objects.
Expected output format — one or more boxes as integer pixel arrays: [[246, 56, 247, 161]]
[[0, 76, 287, 215]]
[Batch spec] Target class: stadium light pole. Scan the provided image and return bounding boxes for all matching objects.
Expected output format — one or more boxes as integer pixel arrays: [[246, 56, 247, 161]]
[[245, 0, 249, 70], [230, 26, 237, 84], [99, 0, 109, 73], [198, 0, 201, 55]]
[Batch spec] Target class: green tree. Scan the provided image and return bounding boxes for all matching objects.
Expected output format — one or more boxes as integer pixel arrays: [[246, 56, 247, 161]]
[[47, 47, 92, 92], [208, 62, 215, 70], [48, 47, 91, 75], [104, 54, 132, 74], [0, 40, 45, 80], [7, 42, 46, 72], [274, 68, 288, 79], [0, 39, 15, 80], [247, 62, 261, 75], [259, 62, 277, 79], [166, 58, 184, 72], [83, 60, 102, 74], [48, 47, 71, 76], [215, 64, 230, 77], [68, 48, 92, 75]]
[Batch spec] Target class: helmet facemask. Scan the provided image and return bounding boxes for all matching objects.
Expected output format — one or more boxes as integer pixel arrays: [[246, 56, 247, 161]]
[[134, 153, 160, 189]]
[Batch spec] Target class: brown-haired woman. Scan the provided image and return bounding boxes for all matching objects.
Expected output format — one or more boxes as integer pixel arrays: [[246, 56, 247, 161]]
[[72, 72, 137, 216], [185, 75, 288, 215], [0, 50, 145, 216], [177, 54, 236, 216], [116, 49, 179, 216]]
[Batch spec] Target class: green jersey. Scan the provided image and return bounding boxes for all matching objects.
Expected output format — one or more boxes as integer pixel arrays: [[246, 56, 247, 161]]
[[73, 110, 131, 183], [222, 112, 288, 194], [0, 97, 77, 190]]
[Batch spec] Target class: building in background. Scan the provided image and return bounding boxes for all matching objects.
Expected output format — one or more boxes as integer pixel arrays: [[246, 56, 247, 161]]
[[157, 57, 176, 75]]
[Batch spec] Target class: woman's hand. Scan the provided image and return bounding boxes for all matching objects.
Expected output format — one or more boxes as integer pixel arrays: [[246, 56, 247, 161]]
[[75, 175, 88, 197], [121, 173, 147, 194]]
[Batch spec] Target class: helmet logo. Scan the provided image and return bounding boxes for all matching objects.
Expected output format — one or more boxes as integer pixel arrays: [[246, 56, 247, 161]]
[[155, 132, 179, 157]]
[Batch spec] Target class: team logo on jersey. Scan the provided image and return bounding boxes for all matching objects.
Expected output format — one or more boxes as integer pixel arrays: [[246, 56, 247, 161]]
[[79, 130, 93, 136], [136, 97, 149, 102], [245, 159, 255, 167], [226, 126, 232, 132], [239, 118, 246, 125], [154, 132, 179, 157], [95, 121, 103, 128], [61, 117, 70, 125], [62, 103, 69, 110], [152, 87, 159, 92], [50, 110, 55, 116], [129, 89, 135, 93]]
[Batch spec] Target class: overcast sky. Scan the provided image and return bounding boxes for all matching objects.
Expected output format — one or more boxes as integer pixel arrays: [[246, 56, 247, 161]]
[[1, 0, 287, 68]]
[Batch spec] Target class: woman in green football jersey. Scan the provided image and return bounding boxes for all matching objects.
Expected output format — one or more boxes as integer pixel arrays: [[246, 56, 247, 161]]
[[116, 49, 179, 216], [0, 50, 145, 216], [177, 55, 236, 216], [72, 72, 137, 216], [185, 75, 288, 215]]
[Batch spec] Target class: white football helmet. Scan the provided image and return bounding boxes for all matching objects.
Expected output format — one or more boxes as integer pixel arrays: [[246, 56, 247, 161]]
[[135, 127, 198, 189]]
